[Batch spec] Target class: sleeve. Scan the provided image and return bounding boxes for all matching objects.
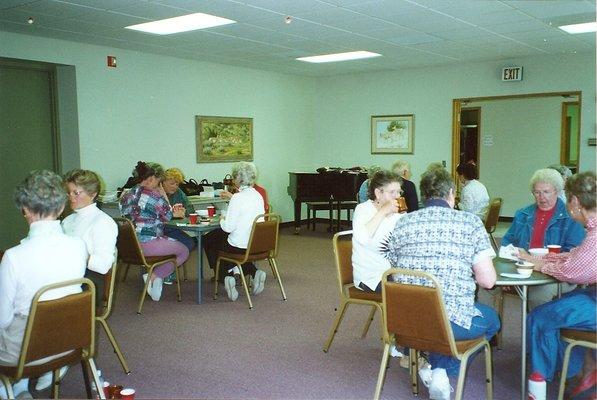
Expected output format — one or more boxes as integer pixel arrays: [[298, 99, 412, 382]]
[[459, 186, 474, 213], [561, 219, 586, 252], [179, 190, 195, 216], [471, 219, 496, 264], [87, 217, 118, 274], [352, 203, 375, 246], [119, 187, 139, 218], [541, 241, 595, 284], [500, 209, 525, 248], [0, 253, 17, 329], [153, 195, 173, 223], [220, 193, 240, 233]]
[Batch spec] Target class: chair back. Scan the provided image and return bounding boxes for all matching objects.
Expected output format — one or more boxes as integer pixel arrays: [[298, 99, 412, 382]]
[[484, 198, 502, 234], [114, 217, 146, 265], [333, 231, 354, 289], [16, 278, 95, 379], [245, 213, 280, 258], [382, 268, 459, 357]]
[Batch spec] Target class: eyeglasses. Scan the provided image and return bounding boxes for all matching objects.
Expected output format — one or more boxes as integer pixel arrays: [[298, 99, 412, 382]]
[[68, 190, 85, 197], [532, 190, 556, 197]]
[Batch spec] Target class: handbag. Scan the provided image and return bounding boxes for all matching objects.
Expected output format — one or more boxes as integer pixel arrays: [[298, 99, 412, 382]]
[[179, 179, 204, 196]]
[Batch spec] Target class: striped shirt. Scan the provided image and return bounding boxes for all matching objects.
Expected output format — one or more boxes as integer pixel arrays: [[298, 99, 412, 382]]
[[540, 217, 596, 285], [119, 185, 172, 242]]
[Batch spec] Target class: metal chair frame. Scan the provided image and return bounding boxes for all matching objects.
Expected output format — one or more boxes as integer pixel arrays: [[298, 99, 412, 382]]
[[557, 329, 597, 400]]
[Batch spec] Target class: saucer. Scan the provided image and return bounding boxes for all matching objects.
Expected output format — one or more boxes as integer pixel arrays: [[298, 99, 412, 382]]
[[515, 261, 534, 268]]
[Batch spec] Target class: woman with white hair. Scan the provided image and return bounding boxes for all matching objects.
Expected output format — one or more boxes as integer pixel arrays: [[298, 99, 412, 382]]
[[501, 168, 585, 308], [391, 160, 419, 212], [203, 162, 266, 302]]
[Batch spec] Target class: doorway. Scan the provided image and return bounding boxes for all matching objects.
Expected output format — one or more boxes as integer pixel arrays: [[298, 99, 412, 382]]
[[459, 107, 481, 167]]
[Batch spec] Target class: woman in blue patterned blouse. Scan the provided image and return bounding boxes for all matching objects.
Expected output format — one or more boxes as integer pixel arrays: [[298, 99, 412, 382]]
[[119, 161, 189, 301]]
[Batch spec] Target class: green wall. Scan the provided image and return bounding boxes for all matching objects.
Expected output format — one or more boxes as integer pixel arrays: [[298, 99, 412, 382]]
[[1, 30, 595, 223]]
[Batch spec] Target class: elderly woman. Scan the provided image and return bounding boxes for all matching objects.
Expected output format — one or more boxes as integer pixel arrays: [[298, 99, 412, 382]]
[[523, 172, 596, 395], [352, 170, 402, 292], [456, 162, 489, 219], [383, 167, 499, 400], [119, 162, 189, 302], [501, 168, 585, 308], [392, 160, 419, 212], [203, 162, 266, 302], [357, 165, 381, 204], [0, 170, 87, 398]]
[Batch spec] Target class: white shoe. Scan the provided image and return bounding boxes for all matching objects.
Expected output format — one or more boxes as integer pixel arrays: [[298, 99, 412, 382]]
[[143, 273, 153, 298], [150, 277, 163, 301], [390, 345, 403, 358], [418, 362, 433, 388], [252, 270, 266, 295], [35, 366, 68, 391], [429, 368, 453, 400], [224, 276, 238, 301]]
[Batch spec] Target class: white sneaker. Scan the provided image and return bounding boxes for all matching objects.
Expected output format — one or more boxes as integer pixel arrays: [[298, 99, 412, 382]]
[[418, 362, 433, 388], [224, 276, 238, 301], [150, 277, 163, 301], [143, 273, 152, 298], [390, 345, 403, 358], [35, 366, 68, 391], [252, 270, 266, 295], [429, 368, 453, 400]]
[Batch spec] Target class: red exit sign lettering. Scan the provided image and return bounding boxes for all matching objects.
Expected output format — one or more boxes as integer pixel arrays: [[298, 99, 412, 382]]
[[502, 66, 522, 81]]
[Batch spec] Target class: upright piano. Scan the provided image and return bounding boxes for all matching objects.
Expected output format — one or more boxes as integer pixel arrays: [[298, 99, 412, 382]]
[[287, 171, 367, 233]]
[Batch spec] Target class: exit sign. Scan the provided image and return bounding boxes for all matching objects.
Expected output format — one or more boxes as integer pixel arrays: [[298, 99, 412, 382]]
[[502, 66, 523, 81]]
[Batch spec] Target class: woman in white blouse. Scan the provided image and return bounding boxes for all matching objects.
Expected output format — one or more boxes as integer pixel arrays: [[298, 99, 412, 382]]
[[352, 170, 403, 293], [456, 162, 489, 219], [203, 162, 265, 301]]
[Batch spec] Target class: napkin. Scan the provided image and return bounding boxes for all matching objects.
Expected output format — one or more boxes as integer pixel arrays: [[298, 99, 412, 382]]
[[499, 244, 519, 261]]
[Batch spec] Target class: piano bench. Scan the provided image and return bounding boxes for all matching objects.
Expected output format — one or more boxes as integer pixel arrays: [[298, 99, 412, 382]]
[[306, 201, 357, 231]]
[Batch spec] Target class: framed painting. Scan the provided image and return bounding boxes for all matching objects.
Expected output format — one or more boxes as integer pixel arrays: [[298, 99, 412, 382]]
[[196, 116, 253, 163], [371, 114, 414, 154]]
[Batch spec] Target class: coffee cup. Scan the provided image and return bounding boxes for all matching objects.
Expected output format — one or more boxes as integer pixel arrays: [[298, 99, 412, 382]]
[[188, 214, 198, 224], [547, 245, 561, 254], [120, 388, 135, 400], [528, 248, 548, 258], [396, 197, 407, 213], [516, 266, 533, 278], [207, 205, 216, 217]]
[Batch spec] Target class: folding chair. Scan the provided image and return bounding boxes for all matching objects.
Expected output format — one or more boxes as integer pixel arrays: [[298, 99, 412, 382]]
[[558, 329, 597, 400]]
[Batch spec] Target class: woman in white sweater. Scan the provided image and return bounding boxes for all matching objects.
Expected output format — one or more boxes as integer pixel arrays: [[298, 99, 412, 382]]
[[352, 170, 403, 292], [203, 162, 265, 301]]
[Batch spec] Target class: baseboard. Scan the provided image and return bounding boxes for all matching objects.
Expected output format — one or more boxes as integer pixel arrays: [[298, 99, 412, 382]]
[[499, 216, 513, 222], [280, 218, 352, 230]]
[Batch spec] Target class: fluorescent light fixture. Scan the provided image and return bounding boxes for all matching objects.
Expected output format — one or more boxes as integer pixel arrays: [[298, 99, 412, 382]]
[[296, 51, 381, 63], [558, 22, 597, 34], [125, 12, 235, 35]]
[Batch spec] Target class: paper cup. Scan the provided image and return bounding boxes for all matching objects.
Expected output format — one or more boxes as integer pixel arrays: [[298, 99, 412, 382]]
[[188, 214, 198, 224], [106, 384, 123, 399], [120, 388, 135, 400], [516, 267, 533, 277], [102, 381, 110, 398], [207, 205, 216, 217], [528, 248, 548, 258], [547, 245, 561, 254]]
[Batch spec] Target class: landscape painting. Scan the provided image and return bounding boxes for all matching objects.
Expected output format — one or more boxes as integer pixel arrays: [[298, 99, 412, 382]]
[[196, 116, 253, 163], [371, 114, 414, 154]]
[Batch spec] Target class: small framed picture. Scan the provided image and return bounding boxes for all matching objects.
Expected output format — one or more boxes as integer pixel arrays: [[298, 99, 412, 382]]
[[371, 114, 414, 154], [196, 116, 253, 163]]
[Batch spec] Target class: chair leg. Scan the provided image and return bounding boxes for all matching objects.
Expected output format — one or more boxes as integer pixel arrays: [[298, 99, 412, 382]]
[[213, 258, 221, 300], [0, 376, 14, 399], [137, 267, 153, 314], [173, 264, 182, 302], [485, 342, 493, 400], [268, 258, 287, 300], [374, 341, 392, 400], [80, 360, 92, 399], [490, 233, 498, 252], [455, 353, 469, 400], [52, 368, 61, 399], [558, 341, 576, 400], [410, 348, 419, 395], [182, 261, 188, 281], [88, 358, 105, 400], [361, 305, 377, 339], [237, 264, 253, 309], [493, 288, 504, 350], [98, 318, 131, 374], [121, 263, 130, 282], [323, 300, 349, 352]]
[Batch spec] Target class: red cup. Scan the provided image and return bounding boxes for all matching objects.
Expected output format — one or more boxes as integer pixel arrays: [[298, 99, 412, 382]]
[[120, 388, 135, 400], [547, 245, 561, 254], [207, 206, 216, 217], [188, 213, 198, 224], [106, 384, 123, 399], [102, 381, 110, 398]]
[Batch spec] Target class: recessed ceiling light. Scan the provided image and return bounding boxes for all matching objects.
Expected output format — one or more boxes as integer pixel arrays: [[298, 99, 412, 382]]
[[558, 22, 597, 34], [296, 51, 381, 63], [125, 12, 235, 35]]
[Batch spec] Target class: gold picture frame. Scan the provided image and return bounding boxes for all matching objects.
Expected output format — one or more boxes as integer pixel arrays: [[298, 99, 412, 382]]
[[371, 114, 414, 154], [195, 116, 253, 163]]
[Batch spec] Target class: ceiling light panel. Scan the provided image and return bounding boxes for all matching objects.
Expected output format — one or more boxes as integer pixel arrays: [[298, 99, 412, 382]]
[[559, 22, 597, 34], [297, 50, 381, 63], [125, 13, 236, 35]]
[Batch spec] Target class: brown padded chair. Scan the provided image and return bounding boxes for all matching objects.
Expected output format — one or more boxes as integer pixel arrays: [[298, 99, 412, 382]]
[[213, 213, 286, 309], [0, 278, 104, 399], [557, 329, 597, 400], [484, 198, 503, 252], [323, 230, 383, 353], [96, 260, 130, 374], [114, 217, 181, 314], [374, 268, 493, 400]]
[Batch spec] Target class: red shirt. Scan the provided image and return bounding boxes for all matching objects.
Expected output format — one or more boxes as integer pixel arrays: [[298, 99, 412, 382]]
[[530, 206, 556, 249], [253, 184, 269, 214]]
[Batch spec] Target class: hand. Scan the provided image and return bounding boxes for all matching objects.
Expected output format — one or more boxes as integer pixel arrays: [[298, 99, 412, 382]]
[[220, 190, 233, 199], [172, 208, 185, 219], [380, 199, 399, 216]]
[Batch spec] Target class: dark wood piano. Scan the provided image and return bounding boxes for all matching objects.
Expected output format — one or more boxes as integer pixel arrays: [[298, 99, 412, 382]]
[[288, 171, 367, 233]]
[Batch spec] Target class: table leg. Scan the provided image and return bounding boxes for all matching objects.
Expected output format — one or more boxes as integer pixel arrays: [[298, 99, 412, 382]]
[[520, 286, 528, 399], [196, 234, 203, 304]]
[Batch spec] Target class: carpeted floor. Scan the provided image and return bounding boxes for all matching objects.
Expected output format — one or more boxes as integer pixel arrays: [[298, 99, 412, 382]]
[[45, 226, 564, 399]]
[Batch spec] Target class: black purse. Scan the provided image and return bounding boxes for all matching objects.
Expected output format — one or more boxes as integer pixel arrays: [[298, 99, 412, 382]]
[[179, 179, 204, 196]]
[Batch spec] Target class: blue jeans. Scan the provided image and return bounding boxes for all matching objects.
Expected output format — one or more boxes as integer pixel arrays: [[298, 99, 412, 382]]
[[428, 303, 500, 376], [527, 288, 596, 382]]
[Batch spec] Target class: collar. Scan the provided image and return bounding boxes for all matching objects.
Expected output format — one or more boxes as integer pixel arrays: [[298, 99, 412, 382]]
[[25, 220, 62, 240], [74, 202, 98, 215], [424, 198, 451, 208]]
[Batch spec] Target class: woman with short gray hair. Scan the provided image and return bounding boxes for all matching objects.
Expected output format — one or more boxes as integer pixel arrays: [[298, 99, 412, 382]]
[[203, 161, 266, 302], [392, 160, 419, 212], [0, 170, 87, 398]]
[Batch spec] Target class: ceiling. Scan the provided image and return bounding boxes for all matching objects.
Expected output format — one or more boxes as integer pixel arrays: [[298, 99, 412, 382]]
[[0, 0, 595, 76]]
